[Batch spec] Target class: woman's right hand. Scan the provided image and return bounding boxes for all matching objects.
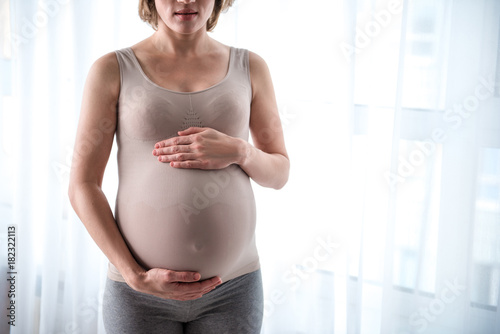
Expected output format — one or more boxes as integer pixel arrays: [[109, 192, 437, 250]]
[[126, 268, 222, 301]]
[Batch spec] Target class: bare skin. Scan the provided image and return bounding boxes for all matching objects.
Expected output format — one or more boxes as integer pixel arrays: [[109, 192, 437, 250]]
[[68, 0, 289, 301]]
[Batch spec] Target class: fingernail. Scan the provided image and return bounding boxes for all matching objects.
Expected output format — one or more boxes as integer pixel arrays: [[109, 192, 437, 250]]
[[152, 150, 157, 155], [194, 273, 201, 280]]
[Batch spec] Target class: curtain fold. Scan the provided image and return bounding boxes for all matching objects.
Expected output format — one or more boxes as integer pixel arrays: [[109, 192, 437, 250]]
[[1, 0, 499, 333], [342, 0, 500, 334]]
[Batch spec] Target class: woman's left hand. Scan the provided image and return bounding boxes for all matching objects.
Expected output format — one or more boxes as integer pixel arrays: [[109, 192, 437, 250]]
[[152, 127, 245, 170]]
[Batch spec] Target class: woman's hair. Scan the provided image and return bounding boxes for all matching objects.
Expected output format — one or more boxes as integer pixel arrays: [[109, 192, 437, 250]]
[[138, 0, 235, 32]]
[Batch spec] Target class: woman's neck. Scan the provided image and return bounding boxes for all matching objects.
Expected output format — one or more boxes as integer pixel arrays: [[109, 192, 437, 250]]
[[151, 22, 214, 56]]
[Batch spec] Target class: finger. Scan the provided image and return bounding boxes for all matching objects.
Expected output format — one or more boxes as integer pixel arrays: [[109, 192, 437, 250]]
[[155, 135, 193, 149], [157, 153, 198, 163], [170, 160, 207, 169], [199, 283, 219, 295], [178, 127, 205, 136], [165, 270, 201, 283], [201, 284, 218, 295], [201, 276, 222, 288], [171, 280, 222, 300], [152, 145, 191, 157], [177, 276, 222, 292]]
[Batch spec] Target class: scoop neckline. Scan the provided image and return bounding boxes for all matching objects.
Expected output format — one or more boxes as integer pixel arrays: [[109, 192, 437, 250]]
[[126, 46, 234, 95]]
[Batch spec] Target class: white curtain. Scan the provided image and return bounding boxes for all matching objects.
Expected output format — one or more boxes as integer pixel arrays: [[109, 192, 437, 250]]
[[1, 0, 499, 333]]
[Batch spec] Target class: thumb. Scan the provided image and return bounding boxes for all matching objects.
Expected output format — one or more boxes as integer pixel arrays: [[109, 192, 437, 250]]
[[178, 127, 204, 136], [167, 270, 201, 282]]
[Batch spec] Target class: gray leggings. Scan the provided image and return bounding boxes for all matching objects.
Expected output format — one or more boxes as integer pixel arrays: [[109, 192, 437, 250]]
[[102, 269, 263, 334]]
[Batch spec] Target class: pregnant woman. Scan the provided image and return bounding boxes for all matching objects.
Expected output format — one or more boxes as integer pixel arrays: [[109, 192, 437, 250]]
[[68, 0, 289, 333]]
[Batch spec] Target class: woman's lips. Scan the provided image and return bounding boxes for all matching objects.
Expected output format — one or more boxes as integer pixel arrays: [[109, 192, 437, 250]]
[[175, 9, 198, 21], [175, 13, 197, 21]]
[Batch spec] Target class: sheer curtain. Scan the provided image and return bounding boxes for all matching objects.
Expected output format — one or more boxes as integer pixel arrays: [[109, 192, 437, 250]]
[[1, 0, 499, 334], [2, 1, 151, 333], [339, 0, 500, 333]]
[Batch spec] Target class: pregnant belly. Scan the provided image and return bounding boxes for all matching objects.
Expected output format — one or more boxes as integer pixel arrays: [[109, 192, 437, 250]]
[[115, 165, 257, 281]]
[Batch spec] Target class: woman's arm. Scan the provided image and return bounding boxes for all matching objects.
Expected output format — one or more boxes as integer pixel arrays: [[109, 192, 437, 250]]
[[68, 52, 142, 280], [68, 53, 221, 300], [153, 51, 290, 189], [238, 51, 290, 189]]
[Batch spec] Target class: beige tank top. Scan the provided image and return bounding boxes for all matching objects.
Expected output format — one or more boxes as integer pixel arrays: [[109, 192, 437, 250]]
[[107, 47, 260, 283]]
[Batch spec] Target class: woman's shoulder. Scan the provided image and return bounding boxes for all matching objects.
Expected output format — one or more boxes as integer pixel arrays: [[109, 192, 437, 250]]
[[91, 52, 120, 79], [223, 41, 268, 74], [247, 50, 267, 68], [85, 52, 120, 97], [242, 49, 273, 99], [94, 51, 120, 69], [247, 50, 271, 80]]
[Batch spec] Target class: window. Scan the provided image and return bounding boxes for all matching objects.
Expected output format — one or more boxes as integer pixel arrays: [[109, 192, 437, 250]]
[[0, 0, 13, 227], [393, 139, 441, 293], [471, 148, 500, 310]]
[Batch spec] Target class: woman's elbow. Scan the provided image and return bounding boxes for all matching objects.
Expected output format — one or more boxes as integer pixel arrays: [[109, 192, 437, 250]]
[[272, 157, 290, 190], [67, 177, 88, 210], [67, 180, 79, 209]]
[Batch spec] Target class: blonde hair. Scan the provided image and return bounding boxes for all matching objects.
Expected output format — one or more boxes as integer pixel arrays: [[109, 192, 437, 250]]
[[138, 0, 235, 32]]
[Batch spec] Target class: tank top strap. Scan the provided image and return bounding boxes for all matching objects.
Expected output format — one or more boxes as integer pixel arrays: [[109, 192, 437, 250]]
[[230, 47, 251, 84], [114, 48, 147, 92], [232, 48, 250, 74]]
